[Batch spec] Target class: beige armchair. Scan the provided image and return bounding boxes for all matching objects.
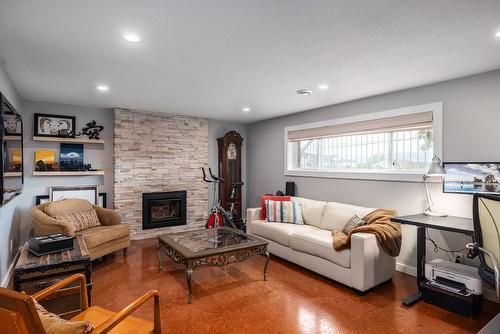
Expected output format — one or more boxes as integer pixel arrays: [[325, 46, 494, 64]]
[[32, 199, 130, 260]]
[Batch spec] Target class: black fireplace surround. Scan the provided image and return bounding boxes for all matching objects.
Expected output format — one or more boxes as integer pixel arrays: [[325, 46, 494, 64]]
[[142, 191, 187, 230]]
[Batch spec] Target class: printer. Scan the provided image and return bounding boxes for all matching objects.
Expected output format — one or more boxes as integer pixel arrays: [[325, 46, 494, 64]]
[[425, 259, 482, 296]]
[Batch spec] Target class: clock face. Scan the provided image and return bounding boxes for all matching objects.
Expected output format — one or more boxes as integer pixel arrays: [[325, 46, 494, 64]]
[[227, 143, 237, 160]]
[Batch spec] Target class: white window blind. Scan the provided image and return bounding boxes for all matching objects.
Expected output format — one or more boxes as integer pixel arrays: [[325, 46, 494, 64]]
[[285, 106, 441, 180]]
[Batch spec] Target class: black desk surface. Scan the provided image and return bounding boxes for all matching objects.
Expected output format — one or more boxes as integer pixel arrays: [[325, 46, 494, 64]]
[[391, 214, 474, 235]]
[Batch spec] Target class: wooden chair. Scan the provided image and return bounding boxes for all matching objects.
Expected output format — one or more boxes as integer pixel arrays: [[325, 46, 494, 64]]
[[0, 273, 161, 334]]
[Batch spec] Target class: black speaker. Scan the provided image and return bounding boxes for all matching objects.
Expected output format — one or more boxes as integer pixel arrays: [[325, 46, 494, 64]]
[[285, 181, 295, 196]]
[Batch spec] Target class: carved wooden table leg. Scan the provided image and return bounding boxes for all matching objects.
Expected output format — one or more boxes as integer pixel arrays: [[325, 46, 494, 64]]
[[263, 251, 270, 281], [156, 244, 163, 272], [186, 263, 194, 304]]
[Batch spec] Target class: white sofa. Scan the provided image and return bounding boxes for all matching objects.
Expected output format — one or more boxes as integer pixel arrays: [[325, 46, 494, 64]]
[[246, 197, 396, 292]]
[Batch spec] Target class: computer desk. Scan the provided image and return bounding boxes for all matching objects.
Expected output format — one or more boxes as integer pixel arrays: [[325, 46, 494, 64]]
[[391, 214, 474, 306]]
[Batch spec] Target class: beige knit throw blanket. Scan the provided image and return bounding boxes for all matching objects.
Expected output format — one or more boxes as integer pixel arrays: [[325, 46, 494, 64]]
[[331, 209, 401, 257]]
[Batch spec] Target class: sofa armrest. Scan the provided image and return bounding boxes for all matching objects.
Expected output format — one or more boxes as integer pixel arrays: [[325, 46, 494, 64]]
[[32, 206, 76, 237], [245, 208, 261, 235], [94, 206, 121, 226], [350, 233, 396, 292]]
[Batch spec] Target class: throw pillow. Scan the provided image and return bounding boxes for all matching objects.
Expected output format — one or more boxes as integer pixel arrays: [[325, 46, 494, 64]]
[[44, 199, 94, 218], [55, 209, 101, 232], [260, 195, 291, 220], [265, 200, 304, 224], [342, 215, 367, 234], [35, 300, 93, 334]]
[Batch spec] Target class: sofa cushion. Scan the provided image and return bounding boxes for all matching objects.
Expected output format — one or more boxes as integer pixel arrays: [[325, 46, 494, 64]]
[[260, 195, 291, 219], [44, 199, 93, 218], [55, 209, 101, 232], [291, 197, 327, 228], [320, 202, 374, 231], [290, 229, 351, 268], [265, 200, 303, 224], [78, 224, 130, 249], [249, 220, 318, 246]]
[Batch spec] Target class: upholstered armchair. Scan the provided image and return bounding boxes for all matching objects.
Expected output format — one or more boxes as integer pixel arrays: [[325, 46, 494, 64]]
[[32, 199, 130, 260], [0, 273, 161, 334]]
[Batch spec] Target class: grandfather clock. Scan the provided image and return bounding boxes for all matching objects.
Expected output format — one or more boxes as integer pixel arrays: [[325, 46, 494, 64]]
[[217, 131, 243, 225]]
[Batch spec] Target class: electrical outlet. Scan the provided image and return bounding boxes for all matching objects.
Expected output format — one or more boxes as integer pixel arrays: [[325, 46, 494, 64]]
[[452, 252, 463, 263]]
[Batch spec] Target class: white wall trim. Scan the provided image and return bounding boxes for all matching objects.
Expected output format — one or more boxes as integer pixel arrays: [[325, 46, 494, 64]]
[[283, 102, 444, 182], [396, 262, 417, 277], [1, 249, 21, 288]]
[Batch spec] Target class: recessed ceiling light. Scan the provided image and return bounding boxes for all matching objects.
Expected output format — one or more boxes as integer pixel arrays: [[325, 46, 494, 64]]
[[318, 84, 329, 90], [242, 107, 251, 112], [496, 31, 500, 38], [122, 33, 141, 43], [297, 89, 312, 96], [96, 85, 109, 92]]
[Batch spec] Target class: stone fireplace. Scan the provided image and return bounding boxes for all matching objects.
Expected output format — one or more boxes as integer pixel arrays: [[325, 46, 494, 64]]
[[142, 191, 186, 229], [113, 109, 208, 239]]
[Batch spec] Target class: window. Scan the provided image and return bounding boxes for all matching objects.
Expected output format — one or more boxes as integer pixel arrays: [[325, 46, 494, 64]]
[[285, 102, 443, 181]]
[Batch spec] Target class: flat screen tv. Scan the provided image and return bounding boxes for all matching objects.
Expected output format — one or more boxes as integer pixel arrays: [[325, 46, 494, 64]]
[[443, 162, 500, 195]]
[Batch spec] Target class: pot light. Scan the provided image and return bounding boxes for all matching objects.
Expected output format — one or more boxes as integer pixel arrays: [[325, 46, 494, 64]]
[[242, 107, 251, 112], [296, 89, 312, 96], [496, 31, 500, 38], [318, 84, 329, 90], [122, 33, 141, 43], [96, 85, 109, 92]]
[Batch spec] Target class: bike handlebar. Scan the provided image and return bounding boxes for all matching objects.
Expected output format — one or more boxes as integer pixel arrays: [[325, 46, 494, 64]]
[[201, 167, 225, 183]]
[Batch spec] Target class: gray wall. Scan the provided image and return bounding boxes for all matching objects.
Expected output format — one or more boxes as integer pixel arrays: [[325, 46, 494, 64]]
[[246, 69, 500, 274], [0, 63, 23, 286], [208, 120, 247, 214]]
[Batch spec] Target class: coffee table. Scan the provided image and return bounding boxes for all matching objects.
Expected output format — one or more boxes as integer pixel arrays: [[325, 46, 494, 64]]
[[156, 227, 269, 303]]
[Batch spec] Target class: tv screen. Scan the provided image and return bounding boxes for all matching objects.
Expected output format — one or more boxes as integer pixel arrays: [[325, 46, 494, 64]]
[[443, 162, 500, 195]]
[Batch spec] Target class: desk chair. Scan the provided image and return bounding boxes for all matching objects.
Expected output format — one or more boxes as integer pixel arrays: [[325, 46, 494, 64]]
[[466, 193, 500, 300]]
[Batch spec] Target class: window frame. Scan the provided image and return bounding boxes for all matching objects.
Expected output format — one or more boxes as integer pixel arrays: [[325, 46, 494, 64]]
[[284, 102, 443, 182]]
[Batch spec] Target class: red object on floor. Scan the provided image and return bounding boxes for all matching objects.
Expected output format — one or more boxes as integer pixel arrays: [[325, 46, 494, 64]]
[[206, 212, 223, 228], [260, 195, 291, 220]]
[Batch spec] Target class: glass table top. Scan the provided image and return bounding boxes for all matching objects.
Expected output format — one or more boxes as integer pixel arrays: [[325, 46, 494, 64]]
[[168, 228, 253, 253]]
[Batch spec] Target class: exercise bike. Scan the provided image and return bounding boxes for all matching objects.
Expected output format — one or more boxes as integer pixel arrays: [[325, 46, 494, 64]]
[[202, 167, 243, 230]]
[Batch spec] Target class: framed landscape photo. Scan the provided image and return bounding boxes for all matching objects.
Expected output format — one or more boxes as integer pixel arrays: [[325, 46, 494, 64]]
[[443, 162, 500, 195], [59, 143, 84, 171], [50, 185, 98, 204], [34, 113, 76, 138]]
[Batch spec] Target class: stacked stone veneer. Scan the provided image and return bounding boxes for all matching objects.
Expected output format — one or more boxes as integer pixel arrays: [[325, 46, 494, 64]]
[[113, 109, 208, 239]]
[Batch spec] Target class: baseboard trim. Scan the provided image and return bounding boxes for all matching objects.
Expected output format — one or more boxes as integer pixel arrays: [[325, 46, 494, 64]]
[[1, 250, 21, 288], [396, 262, 417, 277]]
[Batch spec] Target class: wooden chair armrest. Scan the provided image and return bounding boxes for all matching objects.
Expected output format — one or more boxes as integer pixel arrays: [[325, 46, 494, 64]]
[[93, 290, 161, 334], [32, 273, 89, 310]]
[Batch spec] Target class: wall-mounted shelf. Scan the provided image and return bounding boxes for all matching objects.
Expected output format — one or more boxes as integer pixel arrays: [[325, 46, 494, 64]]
[[32, 170, 105, 176], [4, 136, 22, 141], [33, 136, 104, 144], [4, 172, 22, 177]]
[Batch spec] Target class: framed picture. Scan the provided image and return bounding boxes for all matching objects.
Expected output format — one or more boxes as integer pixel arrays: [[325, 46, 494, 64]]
[[37, 192, 107, 207], [59, 143, 84, 171], [50, 185, 98, 204], [34, 113, 76, 138], [3, 113, 22, 135], [443, 162, 500, 195]]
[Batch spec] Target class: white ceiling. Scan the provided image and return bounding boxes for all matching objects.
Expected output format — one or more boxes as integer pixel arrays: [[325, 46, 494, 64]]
[[1, 1, 499, 123]]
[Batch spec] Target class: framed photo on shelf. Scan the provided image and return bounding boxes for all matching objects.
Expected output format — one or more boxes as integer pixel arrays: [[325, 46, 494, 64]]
[[50, 185, 98, 204], [38, 191, 107, 208], [3, 113, 22, 136], [34, 113, 76, 138]]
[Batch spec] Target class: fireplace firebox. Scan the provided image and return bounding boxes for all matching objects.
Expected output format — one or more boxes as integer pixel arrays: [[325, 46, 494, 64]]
[[142, 191, 186, 230]]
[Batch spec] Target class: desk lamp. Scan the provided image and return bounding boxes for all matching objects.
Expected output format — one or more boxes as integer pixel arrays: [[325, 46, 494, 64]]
[[423, 155, 447, 217]]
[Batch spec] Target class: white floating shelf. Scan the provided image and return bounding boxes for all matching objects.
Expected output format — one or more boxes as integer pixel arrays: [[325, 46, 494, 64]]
[[4, 135, 22, 141], [4, 172, 22, 177], [32, 170, 105, 176], [33, 136, 104, 144]]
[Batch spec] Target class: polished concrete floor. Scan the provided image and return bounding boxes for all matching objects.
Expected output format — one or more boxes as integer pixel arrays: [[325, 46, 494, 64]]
[[92, 239, 499, 333]]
